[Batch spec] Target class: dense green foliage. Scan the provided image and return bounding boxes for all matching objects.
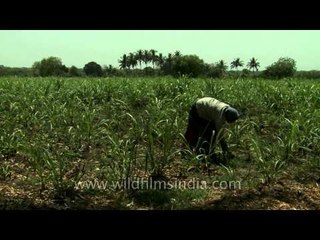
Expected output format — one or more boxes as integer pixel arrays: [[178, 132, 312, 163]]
[[2, 53, 320, 80], [83, 61, 103, 77], [31, 57, 68, 77], [264, 57, 297, 79], [169, 55, 205, 77]]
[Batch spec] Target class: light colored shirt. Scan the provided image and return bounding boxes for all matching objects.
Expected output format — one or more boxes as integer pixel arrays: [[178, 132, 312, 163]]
[[195, 97, 229, 132]]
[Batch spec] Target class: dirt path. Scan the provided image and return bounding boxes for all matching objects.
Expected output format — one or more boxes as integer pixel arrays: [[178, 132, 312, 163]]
[[195, 179, 320, 210]]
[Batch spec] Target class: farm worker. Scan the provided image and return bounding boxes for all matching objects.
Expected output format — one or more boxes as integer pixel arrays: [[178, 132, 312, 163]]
[[184, 97, 239, 160]]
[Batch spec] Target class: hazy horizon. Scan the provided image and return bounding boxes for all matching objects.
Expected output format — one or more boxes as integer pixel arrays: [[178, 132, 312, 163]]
[[1, 30, 320, 71]]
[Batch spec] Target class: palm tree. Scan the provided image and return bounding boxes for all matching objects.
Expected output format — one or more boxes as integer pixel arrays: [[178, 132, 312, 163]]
[[155, 53, 164, 68], [230, 58, 244, 70], [143, 50, 151, 68], [119, 54, 128, 69], [136, 50, 144, 69], [164, 53, 173, 74], [149, 49, 157, 69], [167, 53, 173, 65], [247, 57, 260, 72], [128, 53, 137, 69], [217, 60, 228, 71], [174, 50, 182, 57], [216, 60, 228, 77]]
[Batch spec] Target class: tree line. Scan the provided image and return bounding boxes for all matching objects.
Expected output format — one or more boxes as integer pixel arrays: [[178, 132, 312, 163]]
[[1, 49, 319, 79]]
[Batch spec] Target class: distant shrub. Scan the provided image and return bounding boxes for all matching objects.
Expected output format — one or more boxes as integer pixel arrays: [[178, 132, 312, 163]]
[[170, 55, 205, 78], [83, 61, 103, 77], [68, 66, 81, 77], [263, 57, 297, 79], [32, 57, 68, 77]]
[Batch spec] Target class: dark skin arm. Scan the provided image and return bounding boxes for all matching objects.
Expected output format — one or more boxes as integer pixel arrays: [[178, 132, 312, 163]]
[[212, 129, 228, 152], [215, 129, 234, 157], [217, 131, 235, 159], [220, 136, 229, 153]]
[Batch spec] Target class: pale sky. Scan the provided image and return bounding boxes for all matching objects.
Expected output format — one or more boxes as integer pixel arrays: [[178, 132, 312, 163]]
[[1, 30, 320, 70]]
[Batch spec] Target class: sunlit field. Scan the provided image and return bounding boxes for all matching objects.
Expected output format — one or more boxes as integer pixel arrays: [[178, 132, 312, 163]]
[[0, 77, 319, 209]]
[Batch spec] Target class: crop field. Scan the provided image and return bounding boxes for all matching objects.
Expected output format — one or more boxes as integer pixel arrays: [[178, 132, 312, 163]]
[[0, 77, 319, 209]]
